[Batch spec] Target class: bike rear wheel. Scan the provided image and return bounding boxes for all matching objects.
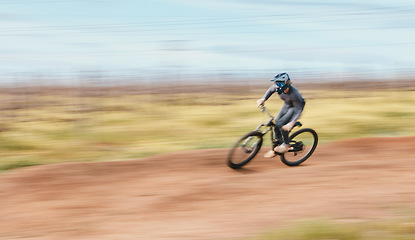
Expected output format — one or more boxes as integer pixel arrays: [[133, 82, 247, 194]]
[[227, 131, 263, 169], [280, 128, 318, 166]]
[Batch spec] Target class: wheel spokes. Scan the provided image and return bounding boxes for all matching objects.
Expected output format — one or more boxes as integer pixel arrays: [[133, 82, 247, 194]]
[[228, 132, 262, 167]]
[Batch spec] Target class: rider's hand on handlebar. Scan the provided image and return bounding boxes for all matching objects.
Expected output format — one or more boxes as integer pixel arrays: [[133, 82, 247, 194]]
[[256, 98, 265, 108]]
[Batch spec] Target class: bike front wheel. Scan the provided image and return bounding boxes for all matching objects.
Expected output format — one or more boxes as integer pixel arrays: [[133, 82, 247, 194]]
[[280, 128, 318, 166], [227, 131, 263, 169]]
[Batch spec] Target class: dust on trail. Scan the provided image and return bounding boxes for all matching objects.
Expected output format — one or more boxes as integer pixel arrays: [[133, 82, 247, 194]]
[[0, 137, 414, 240]]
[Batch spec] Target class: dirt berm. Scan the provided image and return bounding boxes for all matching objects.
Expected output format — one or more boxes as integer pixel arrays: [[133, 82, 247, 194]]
[[0, 137, 414, 240]]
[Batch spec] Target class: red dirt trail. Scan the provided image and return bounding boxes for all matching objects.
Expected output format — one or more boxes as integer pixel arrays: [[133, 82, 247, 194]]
[[0, 137, 414, 240]]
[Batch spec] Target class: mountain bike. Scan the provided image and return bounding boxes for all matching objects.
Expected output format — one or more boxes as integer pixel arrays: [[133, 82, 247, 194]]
[[227, 105, 318, 169]]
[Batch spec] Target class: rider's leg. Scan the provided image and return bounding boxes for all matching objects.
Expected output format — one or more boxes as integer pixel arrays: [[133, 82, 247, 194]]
[[265, 108, 294, 157], [273, 127, 282, 143], [274, 130, 290, 153], [281, 130, 290, 144], [274, 108, 291, 139], [265, 131, 291, 157], [274, 108, 294, 153], [275, 108, 294, 140]]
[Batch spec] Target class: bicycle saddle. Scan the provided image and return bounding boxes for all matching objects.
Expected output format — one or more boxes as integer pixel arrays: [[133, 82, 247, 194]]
[[294, 122, 302, 127]]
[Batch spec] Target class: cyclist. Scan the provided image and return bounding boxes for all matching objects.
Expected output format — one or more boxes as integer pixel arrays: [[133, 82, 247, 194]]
[[256, 72, 305, 157]]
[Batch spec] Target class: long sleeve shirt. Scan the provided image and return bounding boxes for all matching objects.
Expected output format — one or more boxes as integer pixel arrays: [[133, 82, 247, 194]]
[[262, 85, 305, 123]]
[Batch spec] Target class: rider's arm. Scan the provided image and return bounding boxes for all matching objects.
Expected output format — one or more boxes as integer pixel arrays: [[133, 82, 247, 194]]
[[262, 85, 277, 101], [257, 85, 277, 107]]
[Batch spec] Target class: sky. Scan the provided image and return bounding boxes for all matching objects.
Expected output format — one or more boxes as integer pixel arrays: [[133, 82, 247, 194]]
[[1, 0, 415, 83]]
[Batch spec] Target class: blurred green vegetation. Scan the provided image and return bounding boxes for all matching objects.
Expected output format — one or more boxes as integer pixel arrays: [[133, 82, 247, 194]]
[[245, 217, 415, 240], [0, 87, 414, 171]]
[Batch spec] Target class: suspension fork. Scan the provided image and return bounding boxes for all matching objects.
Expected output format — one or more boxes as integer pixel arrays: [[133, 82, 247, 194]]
[[241, 123, 269, 148]]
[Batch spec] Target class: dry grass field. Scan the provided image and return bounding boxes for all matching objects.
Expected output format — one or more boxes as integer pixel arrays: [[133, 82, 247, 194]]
[[0, 80, 413, 171]]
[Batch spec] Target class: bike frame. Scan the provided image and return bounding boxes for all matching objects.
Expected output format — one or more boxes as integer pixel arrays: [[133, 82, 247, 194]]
[[254, 106, 275, 138], [241, 106, 276, 150]]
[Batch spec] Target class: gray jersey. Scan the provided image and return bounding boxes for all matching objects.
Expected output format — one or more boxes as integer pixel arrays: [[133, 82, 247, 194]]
[[262, 85, 305, 123]]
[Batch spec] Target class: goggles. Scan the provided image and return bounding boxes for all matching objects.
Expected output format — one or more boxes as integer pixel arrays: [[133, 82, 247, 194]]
[[275, 81, 285, 88]]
